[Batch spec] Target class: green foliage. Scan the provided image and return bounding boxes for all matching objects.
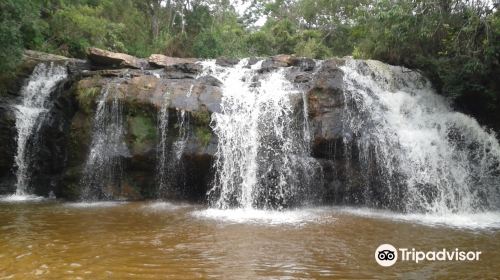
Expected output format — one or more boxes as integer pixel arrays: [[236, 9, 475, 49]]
[[249, 19, 298, 55], [50, 5, 126, 57], [0, 22, 23, 73], [352, 0, 499, 129], [128, 114, 157, 153], [193, 14, 247, 58], [0, 0, 498, 129], [75, 85, 100, 114], [0, 0, 42, 72], [294, 30, 331, 58]]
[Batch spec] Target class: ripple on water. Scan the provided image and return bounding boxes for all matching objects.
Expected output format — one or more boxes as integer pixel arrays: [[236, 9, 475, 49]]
[[191, 208, 335, 226], [141, 202, 191, 212], [63, 201, 127, 208], [337, 207, 500, 230]]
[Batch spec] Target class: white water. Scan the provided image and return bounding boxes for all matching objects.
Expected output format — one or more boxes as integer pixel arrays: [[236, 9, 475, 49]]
[[156, 106, 190, 196], [80, 84, 128, 200], [341, 59, 500, 214], [192, 208, 332, 226], [156, 97, 170, 193], [337, 207, 500, 230], [142, 201, 191, 212], [192, 204, 500, 229], [204, 59, 317, 209], [0, 194, 46, 202], [173, 109, 189, 160], [12, 63, 67, 196], [64, 201, 126, 208]]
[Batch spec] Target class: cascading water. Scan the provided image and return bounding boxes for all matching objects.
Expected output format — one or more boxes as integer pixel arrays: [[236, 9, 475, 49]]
[[173, 109, 189, 160], [340, 59, 500, 214], [80, 84, 128, 200], [156, 97, 170, 193], [13, 63, 67, 196], [205, 60, 318, 209], [156, 101, 190, 197]]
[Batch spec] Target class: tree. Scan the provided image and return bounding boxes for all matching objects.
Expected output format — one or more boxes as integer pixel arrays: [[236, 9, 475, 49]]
[[0, 0, 43, 72]]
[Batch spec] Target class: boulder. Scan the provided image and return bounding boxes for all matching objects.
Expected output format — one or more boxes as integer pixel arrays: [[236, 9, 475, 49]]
[[148, 54, 197, 68], [23, 50, 90, 75], [147, 54, 202, 78], [307, 58, 346, 144], [148, 54, 201, 76], [272, 54, 294, 65], [88, 47, 149, 69], [260, 55, 318, 73], [260, 55, 292, 72], [216, 57, 239, 67], [290, 57, 316, 71]]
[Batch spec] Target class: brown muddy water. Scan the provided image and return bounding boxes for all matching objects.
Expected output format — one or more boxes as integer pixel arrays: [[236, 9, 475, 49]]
[[0, 200, 499, 279]]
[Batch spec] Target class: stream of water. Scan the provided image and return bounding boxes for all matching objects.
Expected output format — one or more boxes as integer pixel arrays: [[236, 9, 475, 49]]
[[11, 63, 67, 198], [340, 60, 500, 213], [204, 59, 319, 209], [80, 84, 128, 200]]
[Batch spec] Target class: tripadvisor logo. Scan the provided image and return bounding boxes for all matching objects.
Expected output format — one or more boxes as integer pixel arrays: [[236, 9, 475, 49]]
[[375, 244, 482, 267], [375, 244, 398, 267]]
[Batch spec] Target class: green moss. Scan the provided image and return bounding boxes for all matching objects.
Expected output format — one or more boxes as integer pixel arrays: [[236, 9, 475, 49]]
[[190, 110, 211, 127], [195, 126, 212, 147], [189, 110, 212, 147], [128, 114, 157, 153], [76, 86, 101, 114]]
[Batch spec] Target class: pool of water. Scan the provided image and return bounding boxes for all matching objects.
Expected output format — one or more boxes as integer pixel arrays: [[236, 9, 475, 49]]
[[0, 200, 499, 279]]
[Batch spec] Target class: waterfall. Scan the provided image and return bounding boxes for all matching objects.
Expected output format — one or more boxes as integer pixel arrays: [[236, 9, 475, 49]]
[[205, 60, 317, 209], [341, 59, 500, 214], [13, 63, 67, 195], [156, 97, 170, 194], [173, 109, 189, 160], [156, 105, 190, 197], [80, 84, 128, 200]]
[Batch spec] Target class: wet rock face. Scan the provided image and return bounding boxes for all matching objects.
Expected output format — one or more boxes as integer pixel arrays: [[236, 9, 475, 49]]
[[66, 52, 222, 199], [29, 80, 78, 197], [307, 60, 346, 143], [0, 48, 375, 202], [74, 73, 222, 114], [0, 97, 16, 193]]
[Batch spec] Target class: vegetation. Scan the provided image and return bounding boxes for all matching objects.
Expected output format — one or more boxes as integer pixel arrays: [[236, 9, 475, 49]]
[[128, 114, 157, 154], [0, 0, 498, 129]]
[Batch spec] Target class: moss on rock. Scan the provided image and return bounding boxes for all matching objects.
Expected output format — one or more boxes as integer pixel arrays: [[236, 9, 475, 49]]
[[76, 86, 101, 114], [189, 110, 213, 147], [190, 110, 211, 127], [195, 126, 212, 147], [127, 114, 157, 154]]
